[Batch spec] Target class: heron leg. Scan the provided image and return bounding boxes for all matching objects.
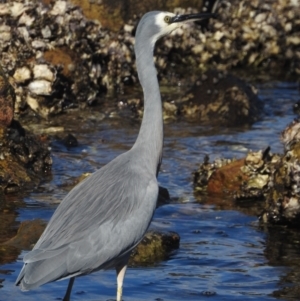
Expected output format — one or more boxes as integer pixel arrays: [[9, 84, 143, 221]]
[[63, 277, 75, 301], [116, 261, 128, 301]]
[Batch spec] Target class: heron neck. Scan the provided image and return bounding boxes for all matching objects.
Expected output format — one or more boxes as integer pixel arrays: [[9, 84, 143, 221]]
[[133, 40, 163, 174]]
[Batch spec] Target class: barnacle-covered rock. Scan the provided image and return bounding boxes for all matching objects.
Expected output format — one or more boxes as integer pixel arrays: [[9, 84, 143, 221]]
[[262, 120, 300, 226], [0, 65, 14, 127], [1, 0, 300, 119], [178, 70, 262, 126], [0, 120, 52, 193], [155, 0, 300, 78], [0, 0, 118, 116], [130, 230, 180, 265], [0, 67, 52, 193], [194, 119, 300, 226], [194, 148, 275, 200]]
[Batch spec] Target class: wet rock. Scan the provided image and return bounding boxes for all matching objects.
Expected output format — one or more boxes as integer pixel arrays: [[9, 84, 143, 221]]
[[0, 120, 52, 193], [0, 193, 25, 265], [0, 244, 20, 266], [4, 219, 46, 250], [178, 70, 262, 126], [194, 119, 300, 226], [129, 230, 180, 265], [206, 159, 249, 196], [157, 186, 171, 206], [3, 219, 179, 265], [262, 120, 300, 226], [194, 148, 279, 200], [62, 133, 78, 147], [264, 225, 300, 300], [59, 172, 92, 191], [0, 65, 14, 127]]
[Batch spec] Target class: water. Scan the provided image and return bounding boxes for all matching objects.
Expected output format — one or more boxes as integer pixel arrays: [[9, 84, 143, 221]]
[[0, 81, 300, 300]]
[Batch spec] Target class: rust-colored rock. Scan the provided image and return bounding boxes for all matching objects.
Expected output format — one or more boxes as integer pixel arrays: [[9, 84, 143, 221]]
[[207, 159, 249, 196], [0, 66, 14, 127]]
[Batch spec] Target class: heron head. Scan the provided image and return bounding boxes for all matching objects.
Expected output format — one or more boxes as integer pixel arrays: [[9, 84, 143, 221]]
[[135, 11, 216, 47]]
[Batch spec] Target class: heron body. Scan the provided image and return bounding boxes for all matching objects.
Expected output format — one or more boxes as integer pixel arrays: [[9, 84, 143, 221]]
[[16, 11, 214, 301]]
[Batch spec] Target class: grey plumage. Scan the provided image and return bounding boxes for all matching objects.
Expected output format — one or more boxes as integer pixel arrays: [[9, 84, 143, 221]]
[[16, 10, 214, 301]]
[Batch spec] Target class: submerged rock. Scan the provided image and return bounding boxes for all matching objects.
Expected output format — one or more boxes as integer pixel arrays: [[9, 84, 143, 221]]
[[3, 219, 46, 250], [2, 219, 180, 266], [130, 230, 180, 265]]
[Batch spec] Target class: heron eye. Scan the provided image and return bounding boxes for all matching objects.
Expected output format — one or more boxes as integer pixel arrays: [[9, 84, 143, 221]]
[[164, 15, 171, 24]]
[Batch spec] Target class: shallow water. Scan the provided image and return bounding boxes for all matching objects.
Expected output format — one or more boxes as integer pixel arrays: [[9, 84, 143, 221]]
[[1, 81, 300, 301]]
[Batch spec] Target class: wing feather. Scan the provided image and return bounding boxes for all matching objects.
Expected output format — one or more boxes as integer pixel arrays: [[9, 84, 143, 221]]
[[18, 151, 159, 288]]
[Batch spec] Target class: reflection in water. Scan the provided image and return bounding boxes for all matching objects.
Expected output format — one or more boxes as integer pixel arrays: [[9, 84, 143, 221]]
[[0, 82, 299, 300], [264, 225, 300, 300]]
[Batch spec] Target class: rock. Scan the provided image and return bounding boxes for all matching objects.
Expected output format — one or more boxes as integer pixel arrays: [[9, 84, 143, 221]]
[[3, 219, 180, 265], [0, 65, 14, 127], [4, 219, 46, 250], [157, 186, 171, 206], [194, 119, 300, 226], [261, 120, 300, 226], [62, 133, 78, 147], [1, 0, 299, 119], [206, 159, 249, 196], [129, 230, 180, 265], [178, 70, 262, 126], [0, 120, 52, 193]]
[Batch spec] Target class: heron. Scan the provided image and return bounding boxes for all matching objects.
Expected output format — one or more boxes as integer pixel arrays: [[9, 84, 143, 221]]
[[16, 10, 215, 301]]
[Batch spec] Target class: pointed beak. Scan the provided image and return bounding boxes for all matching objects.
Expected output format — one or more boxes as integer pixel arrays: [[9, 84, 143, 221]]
[[171, 12, 216, 24]]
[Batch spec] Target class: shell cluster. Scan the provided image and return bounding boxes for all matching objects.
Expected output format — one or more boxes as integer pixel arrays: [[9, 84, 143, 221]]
[[1, 0, 299, 118], [152, 0, 300, 79], [198, 0, 300, 75], [0, 0, 136, 117], [194, 119, 300, 225], [193, 148, 278, 200], [193, 155, 234, 194], [262, 120, 300, 225]]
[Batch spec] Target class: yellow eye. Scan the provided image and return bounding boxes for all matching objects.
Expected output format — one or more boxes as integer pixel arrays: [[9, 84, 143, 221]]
[[164, 15, 171, 24]]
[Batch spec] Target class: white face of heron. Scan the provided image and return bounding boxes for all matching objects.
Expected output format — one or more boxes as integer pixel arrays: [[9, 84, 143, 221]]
[[149, 12, 182, 45]]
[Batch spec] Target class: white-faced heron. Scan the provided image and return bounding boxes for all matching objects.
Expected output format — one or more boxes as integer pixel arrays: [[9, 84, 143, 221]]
[[16, 10, 214, 301]]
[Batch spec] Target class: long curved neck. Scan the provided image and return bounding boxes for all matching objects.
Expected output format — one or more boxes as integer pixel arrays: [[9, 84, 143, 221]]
[[132, 37, 163, 175]]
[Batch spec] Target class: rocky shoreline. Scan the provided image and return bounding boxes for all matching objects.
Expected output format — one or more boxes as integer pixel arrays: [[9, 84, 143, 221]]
[[0, 0, 299, 118]]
